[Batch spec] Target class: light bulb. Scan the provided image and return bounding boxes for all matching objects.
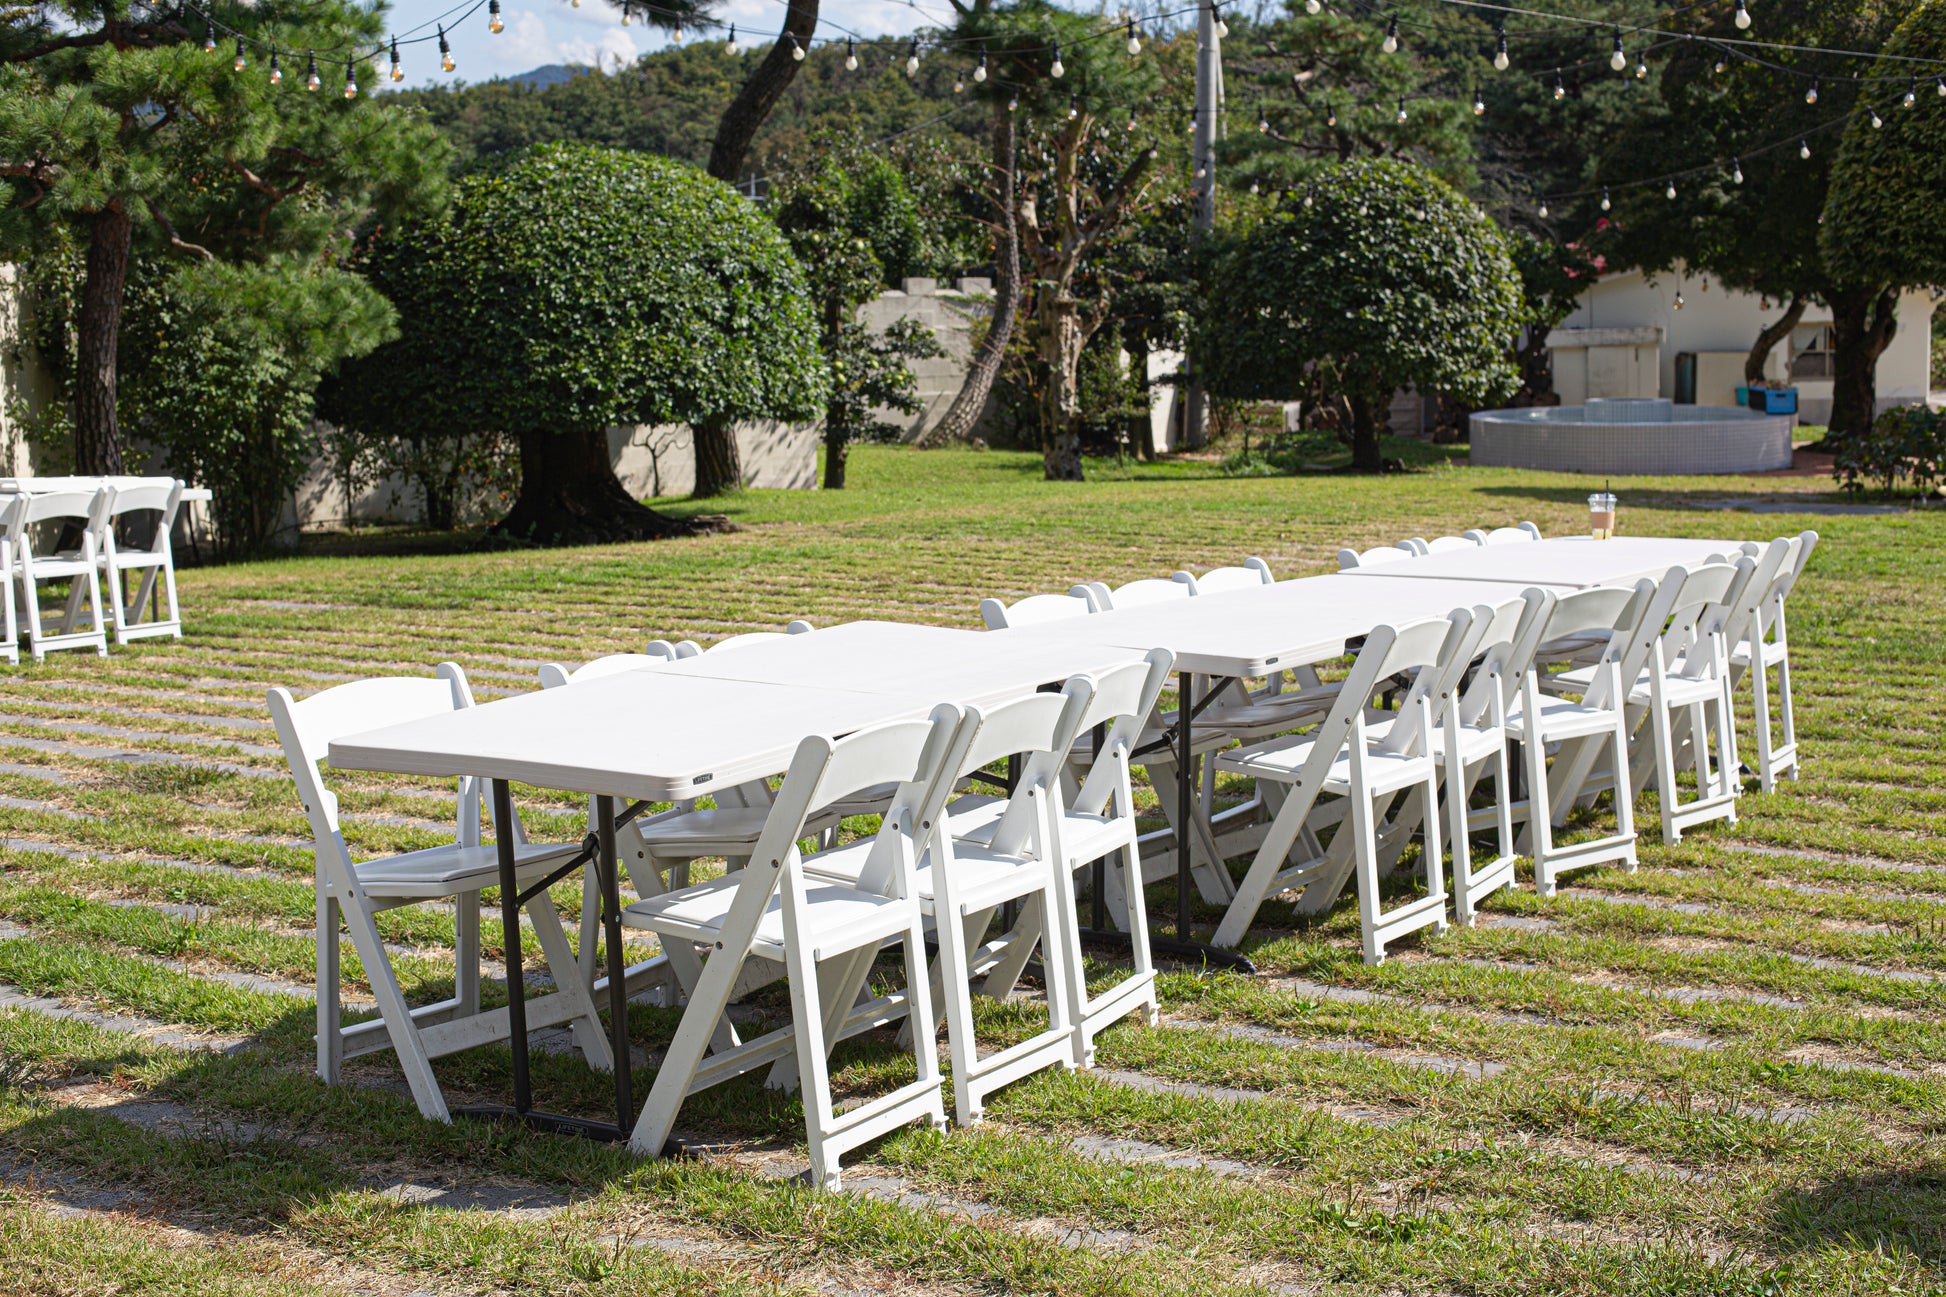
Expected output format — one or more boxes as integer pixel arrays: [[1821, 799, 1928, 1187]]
[[1259, 111, 1270, 133], [1187, 109, 1197, 135], [1732, 158, 1743, 183], [1051, 43, 1064, 78], [1068, 95, 1079, 120], [1674, 291, 1685, 310], [1008, 93, 1017, 112], [1303, 192, 1313, 207], [1610, 31, 1625, 71], [619, 5, 629, 25], [234, 36, 247, 72], [1905, 78, 1917, 107], [1326, 104, 1337, 126], [1938, 75, 1946, 96], [1126, 109, 1137, 131], [953, 71, 964, 93], [1306, 0, 1321, 12], [1714, 56, 1726, 74], [269, 51, 282, 84], [1871, 109, 1883, 128], [1635, 52, 1648, 79], [725, 24, 734, 50], [439, 25, 454, 71], [1734, 0, 1751, 29], [488, 0, 503, 34], [1382, 15, 1398, 53], [975, 48, 987, 81], [344, 58, 357, 98], [204, 20, 216, 52], [1250, 179, 1260, 194], [306, 50, 320, 91], [1493, 34, 1508, 70], [1805, 79, 1818, 104], [1538, 200, 1549, 218], [1799, 137, 1810, 159], [672, 21, 683, 42], [1214, 5, 1229, 38], [1127, 19, 1141, 55], [1195, 162, 1207, 178], [905, 40, 919, 76], [1473, 91, 1485, 115], [1666, 179, 1677, 199], [789, 32, 804, 61], [1397, 98, 1408, 122], [1553, 72, 1565, 100], [1600, 186, 1610, 211]]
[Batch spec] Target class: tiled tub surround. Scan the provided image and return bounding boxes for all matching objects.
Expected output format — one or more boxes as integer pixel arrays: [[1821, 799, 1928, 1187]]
[[1469, 399, 1794, 475]]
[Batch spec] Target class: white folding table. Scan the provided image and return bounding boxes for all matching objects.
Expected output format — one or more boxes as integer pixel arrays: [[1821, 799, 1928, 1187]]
[[328, 621, 1147, 1148], [1335, 536, 1750, 590], [993, 573, 1536, 950]]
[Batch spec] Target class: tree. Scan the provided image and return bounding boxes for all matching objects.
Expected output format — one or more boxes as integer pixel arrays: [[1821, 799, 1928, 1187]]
[[328, 143, 825, 545], [1821, 1, 1946, 436], [770, 149, 945, 488], [1195, 157, 1521, 471], [1503, 229, 1594, 403], [0, 0, 447, 473]]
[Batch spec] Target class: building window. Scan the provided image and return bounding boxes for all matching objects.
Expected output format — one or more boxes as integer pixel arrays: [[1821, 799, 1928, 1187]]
[[1789, 324, 1834, 380]]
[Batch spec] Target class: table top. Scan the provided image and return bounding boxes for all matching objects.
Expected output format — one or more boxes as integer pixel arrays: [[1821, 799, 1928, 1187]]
[[991, 573, 1535, 677], [0, 476, 212, 504], [1336, 536, 1749, 590], [330, 622, 1145, 801]]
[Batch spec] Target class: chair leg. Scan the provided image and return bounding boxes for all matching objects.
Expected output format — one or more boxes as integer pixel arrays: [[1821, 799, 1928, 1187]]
[[784, 943, 842, 1189], [1775, 651, 1799, 780], [936, 896, 986, 1127], [1115, 838, 1160, 1031], [1351, 786, 1386, 966], [1749, 653, 1777, 793], [454, 892, 481, 1016], [316, 892, 343, 1083], [526, 893, 614, 1071], [1527, 727, 1560, 896], [1213, 780, 1324, 948], [340, 895, 450, 1121]]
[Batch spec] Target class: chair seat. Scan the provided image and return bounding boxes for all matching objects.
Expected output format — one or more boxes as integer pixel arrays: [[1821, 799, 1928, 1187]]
[[1217, 734, 1433, 798], [1627, 672, 1724, 708], [1504, 693, 1623, 743], [350, 839, 582, 897], [1200, 683, 1342, 738], [1431, 723, 1505, 767], [805, 829, 1056, 917], [622, 870, 908, 961], [944, 798, 1132, 870], [1731, 639, 1787, 669], [23, 552, 92, 579], [635, 806, 839, 854]]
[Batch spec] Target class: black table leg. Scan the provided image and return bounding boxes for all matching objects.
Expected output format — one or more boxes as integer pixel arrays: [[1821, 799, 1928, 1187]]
[[597, 796, 633, 1127], [495, 779, 532, 1114]]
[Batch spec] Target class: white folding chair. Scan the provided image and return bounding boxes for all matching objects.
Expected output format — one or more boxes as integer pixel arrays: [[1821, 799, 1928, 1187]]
[[268, 664, 611, 1122], [1403, 534, 1484, 555], [1214, 613, 1466, 961], [1437, 592, 1552, 925], [980, 592, 1093, 629], [671, 621, 813, 657], [1171, 557, 1274, 594], [16, 487, 110, 660], [1511, 584, 1651, 894], [0, 495, 20, 666], [1732, 531, 1816, 791], [1336, 543, 1417, 570], [92, 479, 183, 644], [1073, 577, 1189, 612], [1464, 522, 1544, 545], [624, 707, 962, 1187]]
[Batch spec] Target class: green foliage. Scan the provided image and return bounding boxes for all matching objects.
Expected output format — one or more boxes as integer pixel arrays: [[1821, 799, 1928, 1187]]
[[329, 141, 825, 446], [1195, 157, 1521, 423], [1822, 0, 1946, 288], [1504, 229, 1595, 399], [122, 257, 396, 557], [1834, 402, 1946, 496]]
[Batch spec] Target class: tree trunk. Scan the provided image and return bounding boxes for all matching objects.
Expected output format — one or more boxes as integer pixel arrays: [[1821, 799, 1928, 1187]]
[[1826, 285, 1899, 446], [1039, 294, 1084, 481], [691, 416, 743, 497], [823, 424, 848, 489], [73, 202, 131, 476], [1126, 334, 1154, 460], [705, 0, 818, 184], [1746, 294, 1806, 385], [1348, 391, 1384, 473], [914, 99, 1017, 447], [493, 425, 699, 545]]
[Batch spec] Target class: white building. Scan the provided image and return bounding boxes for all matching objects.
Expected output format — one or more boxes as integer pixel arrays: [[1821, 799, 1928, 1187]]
[[1547, 265, 1935, 426]]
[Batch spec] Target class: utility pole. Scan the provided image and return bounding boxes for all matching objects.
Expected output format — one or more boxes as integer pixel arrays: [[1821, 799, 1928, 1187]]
[[1182, 0, 1221, 449]]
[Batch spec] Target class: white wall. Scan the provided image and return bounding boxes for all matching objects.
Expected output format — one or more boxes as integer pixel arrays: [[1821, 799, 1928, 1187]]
[[1554, 266, 1934, 424], [856, 277, 993, 440]]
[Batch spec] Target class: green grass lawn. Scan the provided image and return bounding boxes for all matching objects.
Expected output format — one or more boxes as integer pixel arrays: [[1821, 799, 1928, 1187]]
[[0, 444, 1941, 1296]]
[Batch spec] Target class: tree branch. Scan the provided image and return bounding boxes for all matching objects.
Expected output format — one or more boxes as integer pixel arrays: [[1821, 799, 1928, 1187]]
[[145, 200, 213, 260]]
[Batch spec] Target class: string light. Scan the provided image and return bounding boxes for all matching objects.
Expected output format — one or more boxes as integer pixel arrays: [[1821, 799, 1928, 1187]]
[[1731, 156, 1743, 183], [1007, 91, 1018, 111], [726, 24, 735, 51], [1126, 107, 1138, 131], [1666, 178, 1677, 198], [1938, 75, 1946, 96], [1610, 29, 1626, 72], [1382, 14, 1399, 52], [975, 47, 987, 81], [1538, 198, 1548, 217], [488, 0, 503, 34], [620, 4, 630, 26], [1326, 101, 1337, 126], [1259, 108, 1270, 132], [343, 57, 357, 98], [1397, 97, 1408, 122], [305, 49, 320, 91], [1250, 178, 1260, 194], [439, 25, 453, 71], [905, 39, 919, 76], [1635, 48, 1649, 79], [1734, 0, 1751, 30], [203, 19, 216, 52], [1905, 77, 1917, 106], [1127, 19, 1142, 55], [234, 36, 246, 72], [953, 69, 964, 92], [789, 31, 804, 61], [1800, 136, 1810, 158], [1600, 186, 1610, 210], [1673, 289, 1685, 309], [1051, 41, 1064, 77], [1553, 70, 1566, 99], [1306, 0, 1321, 12], [1068, 94, 1079, 119], [1804, 78, 1818, 104], [1870, 108, 1883, 127], [1213, 2, 1229, 39], [1473, 88, 1485, 114], [389, 36, 402, 81], [1714, 54, 1727, 73], [672, 19, 683, 41], [1493, 31, 1509, 70], [269, 49, 282, 84]]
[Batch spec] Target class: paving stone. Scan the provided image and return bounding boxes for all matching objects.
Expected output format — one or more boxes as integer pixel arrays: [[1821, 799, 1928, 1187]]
[[1068, 1133, 1265, 1179], [0, 715, 281, 758]]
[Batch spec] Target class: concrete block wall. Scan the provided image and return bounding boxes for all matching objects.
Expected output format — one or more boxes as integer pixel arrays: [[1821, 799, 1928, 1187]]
[[857, 277, 993, 440]]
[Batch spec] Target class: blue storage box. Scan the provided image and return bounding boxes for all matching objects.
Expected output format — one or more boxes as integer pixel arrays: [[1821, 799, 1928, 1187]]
[[1753, 387, 1798, 415], [1734, 386, 1750, 407]]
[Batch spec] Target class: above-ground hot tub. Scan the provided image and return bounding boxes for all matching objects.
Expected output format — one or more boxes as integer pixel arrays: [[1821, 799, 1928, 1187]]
[[1468, 398, 1793, 475]]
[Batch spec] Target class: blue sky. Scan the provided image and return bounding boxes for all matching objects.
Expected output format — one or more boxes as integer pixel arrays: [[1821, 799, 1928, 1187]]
[[375, 0, 961, 86]]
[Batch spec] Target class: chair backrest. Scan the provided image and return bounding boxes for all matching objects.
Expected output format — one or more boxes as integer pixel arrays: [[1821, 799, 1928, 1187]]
[[953, 678, 1095, 861], [18, 486, 111, 538], [1466, 523, 1542, 546], [105, 479, 181, 520], [1337, 543, 1415, 570], [1457, 589, 1555, 726], [1716, 539, 1792, 652], [1423, 534, 1482, 554], [980, 591, 1092, 629], [0, 494, 21, 566], [706, 621, 814, 654], [1658, 560, 1749, 677], [1593, 567, 1694, 707], [538, 650, 675, 690], [755, 705, 965, 900], [1278, 615, 1455, 789], [268, 664, 474, 863], [1375, 608, 1481, 756], [1172, 558, 1274, 594], [1072, 648, 1175, 818], [1076, 578, 1188, 612]]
